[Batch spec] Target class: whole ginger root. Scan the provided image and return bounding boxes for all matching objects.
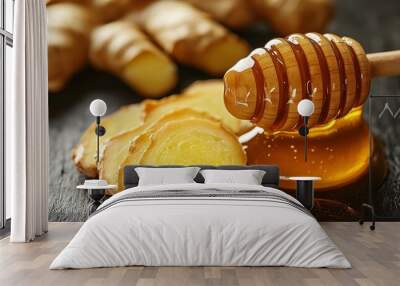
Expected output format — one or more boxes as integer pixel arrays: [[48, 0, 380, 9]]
[[134, 0, 250, 76], [250, 0, 335, 35], [90, 0, 154, 22], [46, 0, 335, 94], [90, 20, 177, 97], [47, 2, 99, 92], [183, 0, 256, 29]]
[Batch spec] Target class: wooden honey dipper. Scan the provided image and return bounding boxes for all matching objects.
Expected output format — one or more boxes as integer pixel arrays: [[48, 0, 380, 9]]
[[224, 33, 400, 131]]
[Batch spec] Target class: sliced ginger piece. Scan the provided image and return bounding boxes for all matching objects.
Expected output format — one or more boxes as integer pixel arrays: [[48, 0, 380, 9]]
[[99, 126, 146, 191], [99, 103, 206, 191], [72, 103, 144, 177], [99, 105, 200, 190], [99, 79, 253, 191], [115, 108, 220, 191], [144, 80, 253, 135], [140, 117, 246, 165], [115, 108, 246, 191], [90, 20, 177, 97]]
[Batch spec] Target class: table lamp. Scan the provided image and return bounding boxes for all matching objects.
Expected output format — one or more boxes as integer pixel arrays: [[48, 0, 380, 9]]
[[89, 99, 107, 170], [297, 99, 315, 162]]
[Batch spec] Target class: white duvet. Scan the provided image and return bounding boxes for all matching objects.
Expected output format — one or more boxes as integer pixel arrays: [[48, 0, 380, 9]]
[[50, 183, 351, 269]]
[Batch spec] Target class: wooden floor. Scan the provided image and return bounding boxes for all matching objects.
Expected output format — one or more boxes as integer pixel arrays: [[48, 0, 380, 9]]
[[0, 222, 399, 286]]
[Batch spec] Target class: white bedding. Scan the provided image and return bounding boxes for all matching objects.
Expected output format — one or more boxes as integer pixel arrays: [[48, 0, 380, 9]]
[[50, 183, 351, 269]]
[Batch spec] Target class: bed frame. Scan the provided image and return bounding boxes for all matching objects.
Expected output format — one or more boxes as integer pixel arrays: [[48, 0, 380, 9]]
[[124, 165, 280, 190]]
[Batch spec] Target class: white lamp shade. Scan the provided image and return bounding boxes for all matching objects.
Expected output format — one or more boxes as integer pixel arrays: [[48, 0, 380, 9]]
[[90, 99, 107, 117], [297, 99, 315, 117]]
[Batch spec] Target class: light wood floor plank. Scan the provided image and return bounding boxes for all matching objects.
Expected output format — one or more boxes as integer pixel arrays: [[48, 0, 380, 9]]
[[0, 222, 399, 286]]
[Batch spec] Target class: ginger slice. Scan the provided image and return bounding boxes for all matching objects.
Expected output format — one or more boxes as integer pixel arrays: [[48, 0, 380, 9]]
[[90, 20, 177, 97], [100, 103, 208, 191], [99, 106, 201, 190], [136, 0, 250, 76], [116, 110, 247, 191], [140, 117, 246, 165], [72, 103, 144, 178], [99, 126, 146, 191], [144, 80, 253, 135], [114, 108, 221, 191]]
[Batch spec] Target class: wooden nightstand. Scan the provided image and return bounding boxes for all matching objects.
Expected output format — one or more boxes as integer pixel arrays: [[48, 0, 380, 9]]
[[280, 176, 321, 210]]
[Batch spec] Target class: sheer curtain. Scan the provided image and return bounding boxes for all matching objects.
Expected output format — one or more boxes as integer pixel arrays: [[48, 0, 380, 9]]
[[7, 0, 49, 242]]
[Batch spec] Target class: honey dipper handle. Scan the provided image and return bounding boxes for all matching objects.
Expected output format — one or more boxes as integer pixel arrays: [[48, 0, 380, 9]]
[[367, 51, 400, 77]]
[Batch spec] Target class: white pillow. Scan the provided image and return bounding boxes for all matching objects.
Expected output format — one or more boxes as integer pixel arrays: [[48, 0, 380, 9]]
[[135, 167, 200, 186], [200, 169, 266, 185]]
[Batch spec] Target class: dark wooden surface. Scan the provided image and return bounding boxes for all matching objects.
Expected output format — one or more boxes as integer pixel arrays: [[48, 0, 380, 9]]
[[49, 0, 400, 222]]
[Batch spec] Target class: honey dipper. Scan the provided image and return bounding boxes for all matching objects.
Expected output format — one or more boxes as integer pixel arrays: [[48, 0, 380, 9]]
[[224, 33, 400, 131]]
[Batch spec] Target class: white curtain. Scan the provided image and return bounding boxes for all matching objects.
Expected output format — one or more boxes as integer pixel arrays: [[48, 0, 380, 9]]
[[7, 0, 49, 242]]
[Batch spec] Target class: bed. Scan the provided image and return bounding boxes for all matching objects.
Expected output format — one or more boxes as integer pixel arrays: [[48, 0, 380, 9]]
[[50, 165, 350, 269]]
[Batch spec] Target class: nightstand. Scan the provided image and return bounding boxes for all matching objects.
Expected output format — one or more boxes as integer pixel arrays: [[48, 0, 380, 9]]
[[280, 176, 321, 210], [77, 182, 117, 213]]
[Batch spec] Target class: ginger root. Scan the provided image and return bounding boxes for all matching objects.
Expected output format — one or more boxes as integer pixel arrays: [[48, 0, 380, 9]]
[[250, 0, 334, 35], [72, 103, 144, 178], [117, 109, 246, 190], [99, 125, 147, 191], [113, 108, 219, 191], [47, 2, 98, 92], [90, 20, 177, 97], [97, 80, 250, 191], [137, 111, 246, 165], [90, 0, 153, 22], [135, 0, 250, 76], [47, 0, 335, 94], [183, 0, 256, 29], [144, 80, 253, 134]]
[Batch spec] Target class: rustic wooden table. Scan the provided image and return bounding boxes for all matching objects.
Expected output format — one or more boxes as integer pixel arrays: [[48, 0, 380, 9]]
[[49, 0, 400, 221]]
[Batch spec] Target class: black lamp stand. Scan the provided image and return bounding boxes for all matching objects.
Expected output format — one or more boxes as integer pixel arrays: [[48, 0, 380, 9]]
[[298, 116, 309, 162], [95, 116, 106, 170]]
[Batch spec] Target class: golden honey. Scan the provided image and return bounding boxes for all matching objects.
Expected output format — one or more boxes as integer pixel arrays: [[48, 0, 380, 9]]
[[245, 107, 386, 191]]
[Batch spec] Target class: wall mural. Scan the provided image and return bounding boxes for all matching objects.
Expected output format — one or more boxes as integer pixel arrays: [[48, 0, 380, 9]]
[[369, 97, 400, 218], [47, 0, 400, 221]]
